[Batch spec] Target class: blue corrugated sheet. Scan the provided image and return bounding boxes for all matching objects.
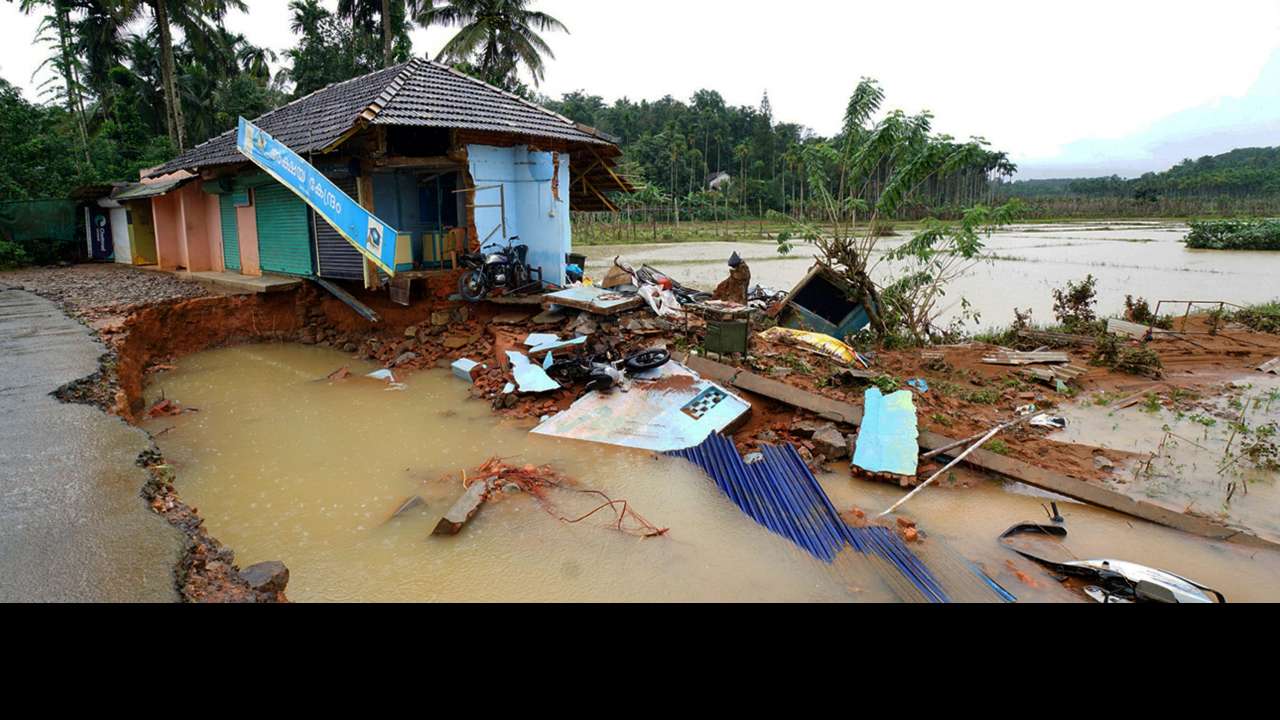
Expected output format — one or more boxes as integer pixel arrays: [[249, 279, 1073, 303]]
[[669, 433, 951, 602]]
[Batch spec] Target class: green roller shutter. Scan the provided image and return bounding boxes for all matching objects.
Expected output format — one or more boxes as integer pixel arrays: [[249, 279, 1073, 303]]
[[254, 183, 312, 276], [219, 193, 241, 271]]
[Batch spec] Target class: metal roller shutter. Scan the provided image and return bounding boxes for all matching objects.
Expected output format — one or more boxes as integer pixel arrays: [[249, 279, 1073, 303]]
[[254, 183, 313, 276], [313, 174, 364, 280]]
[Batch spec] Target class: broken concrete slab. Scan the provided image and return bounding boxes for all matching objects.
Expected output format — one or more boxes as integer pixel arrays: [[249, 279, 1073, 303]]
[[451, 358, 482, 383], [812, 424, 849, 460], [432, 480, 492, 536], [1259, 357, 1280, 375], [542, 286, 644, 316]]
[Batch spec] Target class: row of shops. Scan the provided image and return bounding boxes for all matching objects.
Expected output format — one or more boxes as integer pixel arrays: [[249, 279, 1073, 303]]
[[78, 58, 630, 294]]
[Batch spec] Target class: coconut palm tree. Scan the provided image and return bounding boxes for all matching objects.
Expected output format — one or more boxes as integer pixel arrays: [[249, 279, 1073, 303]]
[[424, 0, 568, 89], [114, 0, 247, 151], [19, 0, 91, 163]]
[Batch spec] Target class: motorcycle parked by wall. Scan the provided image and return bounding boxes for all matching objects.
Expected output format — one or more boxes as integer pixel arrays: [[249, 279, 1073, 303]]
[[458, 236, 533, 302]]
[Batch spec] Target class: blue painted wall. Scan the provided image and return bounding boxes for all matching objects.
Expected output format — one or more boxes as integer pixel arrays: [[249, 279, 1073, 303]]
[[466, 145, 571, 287]]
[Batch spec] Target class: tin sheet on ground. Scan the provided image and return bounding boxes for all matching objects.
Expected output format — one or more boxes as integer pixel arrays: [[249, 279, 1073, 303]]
[[531, 361, 751, 451]]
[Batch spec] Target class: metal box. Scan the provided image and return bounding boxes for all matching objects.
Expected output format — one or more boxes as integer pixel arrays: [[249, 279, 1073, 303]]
[[704, 319, 749, 359]]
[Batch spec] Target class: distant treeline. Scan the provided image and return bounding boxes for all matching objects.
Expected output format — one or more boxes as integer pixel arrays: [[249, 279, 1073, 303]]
[[543, 91, 1016, 220], [994, 146, 1280, 217]]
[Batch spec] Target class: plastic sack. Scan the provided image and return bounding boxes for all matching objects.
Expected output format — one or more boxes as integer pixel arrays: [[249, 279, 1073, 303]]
[[758, 327, 857, 365]]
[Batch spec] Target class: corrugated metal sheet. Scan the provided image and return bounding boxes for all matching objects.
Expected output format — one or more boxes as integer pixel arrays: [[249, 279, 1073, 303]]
[[669, 434, 951, 602], [254, 184, 312, 276], [313, 174, 363, 280], [219, 194, 240, 271]]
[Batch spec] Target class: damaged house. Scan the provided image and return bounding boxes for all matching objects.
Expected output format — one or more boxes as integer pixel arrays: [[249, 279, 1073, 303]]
[[136, 58, 631, 294]]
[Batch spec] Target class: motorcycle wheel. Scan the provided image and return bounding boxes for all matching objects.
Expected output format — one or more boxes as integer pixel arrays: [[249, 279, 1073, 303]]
[[458, 270, 489, 302], [624, 348, 671, 373]]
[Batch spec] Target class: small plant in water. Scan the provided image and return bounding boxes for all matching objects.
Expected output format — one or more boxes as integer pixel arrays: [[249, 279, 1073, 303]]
[[1052, 274, 1098, 332]]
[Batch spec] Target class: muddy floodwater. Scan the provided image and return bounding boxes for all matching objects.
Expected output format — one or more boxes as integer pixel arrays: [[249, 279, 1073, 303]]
[[582, 221, 1280, 329], [144, 344, 1280, 602], [1055, 375, 1280, 545]]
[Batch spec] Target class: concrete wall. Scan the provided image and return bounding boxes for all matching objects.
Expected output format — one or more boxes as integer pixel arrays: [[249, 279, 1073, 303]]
[[149, 181, 227, 272], [236, 192, 261, 276], [202, 191, 224, 272], [108, 208, 131, 265], [466, 145, 571, 286], [151, 194, 182, 270]]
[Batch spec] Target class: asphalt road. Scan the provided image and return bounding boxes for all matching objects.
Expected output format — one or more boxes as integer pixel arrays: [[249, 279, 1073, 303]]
[[0, 288, 180, 602]]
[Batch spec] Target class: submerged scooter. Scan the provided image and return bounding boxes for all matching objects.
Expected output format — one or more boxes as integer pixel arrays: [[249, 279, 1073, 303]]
[[999, 504, 1226, 603]]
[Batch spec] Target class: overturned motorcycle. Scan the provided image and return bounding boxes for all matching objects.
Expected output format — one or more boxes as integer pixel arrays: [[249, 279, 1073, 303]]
[[1000, 504, 1226, 604], [546, 346, 671, 393]]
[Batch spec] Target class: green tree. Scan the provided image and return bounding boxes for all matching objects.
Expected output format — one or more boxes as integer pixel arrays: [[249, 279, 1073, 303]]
[[116, 0, 247, 151], [776, 78, 1022, 343], [426, 0, 568, 91], [19, 0, 91, 164]]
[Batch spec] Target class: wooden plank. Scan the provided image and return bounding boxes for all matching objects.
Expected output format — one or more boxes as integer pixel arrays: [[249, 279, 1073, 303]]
[[1017, 329, 1096, 346], [680, 355, 1279, 551], [982, 351, 1071, 366]]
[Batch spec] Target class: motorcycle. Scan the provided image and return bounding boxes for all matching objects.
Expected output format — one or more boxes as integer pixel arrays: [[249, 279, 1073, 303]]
[[458, 236, 533, 302], [547, 346, 672, 392]]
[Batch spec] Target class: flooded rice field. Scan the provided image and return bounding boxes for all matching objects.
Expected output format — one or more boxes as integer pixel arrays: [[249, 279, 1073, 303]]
[[581, 221, 1280, 329], [144, 343, 1280, 602], [1054, 375, 1280, 545]]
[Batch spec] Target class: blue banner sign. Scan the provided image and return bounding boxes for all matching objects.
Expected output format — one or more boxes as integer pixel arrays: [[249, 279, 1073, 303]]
[[236, 117, 398, 275]]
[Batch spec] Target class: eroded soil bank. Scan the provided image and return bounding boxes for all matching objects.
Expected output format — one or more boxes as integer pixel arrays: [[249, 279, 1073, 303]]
[[6, 260, 1280, 602]]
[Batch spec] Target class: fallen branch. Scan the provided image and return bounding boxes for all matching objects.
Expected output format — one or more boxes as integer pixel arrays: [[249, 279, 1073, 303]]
[[879, 424, 1007, 518]]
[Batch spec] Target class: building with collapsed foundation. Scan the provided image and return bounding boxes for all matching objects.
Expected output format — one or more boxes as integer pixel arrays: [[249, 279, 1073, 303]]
[[117, 59, 631, 293]]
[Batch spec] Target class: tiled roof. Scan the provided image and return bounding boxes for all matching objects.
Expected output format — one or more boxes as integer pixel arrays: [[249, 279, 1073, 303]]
[[147, 59, 612, 178], [371, 61, 611, 145]]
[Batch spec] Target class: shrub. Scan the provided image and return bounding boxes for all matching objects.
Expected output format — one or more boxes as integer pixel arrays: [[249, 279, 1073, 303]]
[[0, 238, 30, 269], [1185, 219, 1280, 250], [1052, 275, 1098, 331]]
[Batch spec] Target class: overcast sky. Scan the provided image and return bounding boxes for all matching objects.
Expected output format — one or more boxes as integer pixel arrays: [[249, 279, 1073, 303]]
[[2, 0, 1279, 178]]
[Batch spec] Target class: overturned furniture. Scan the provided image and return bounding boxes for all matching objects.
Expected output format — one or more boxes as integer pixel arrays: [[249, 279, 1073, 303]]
[[772, 263, 872, 340]]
